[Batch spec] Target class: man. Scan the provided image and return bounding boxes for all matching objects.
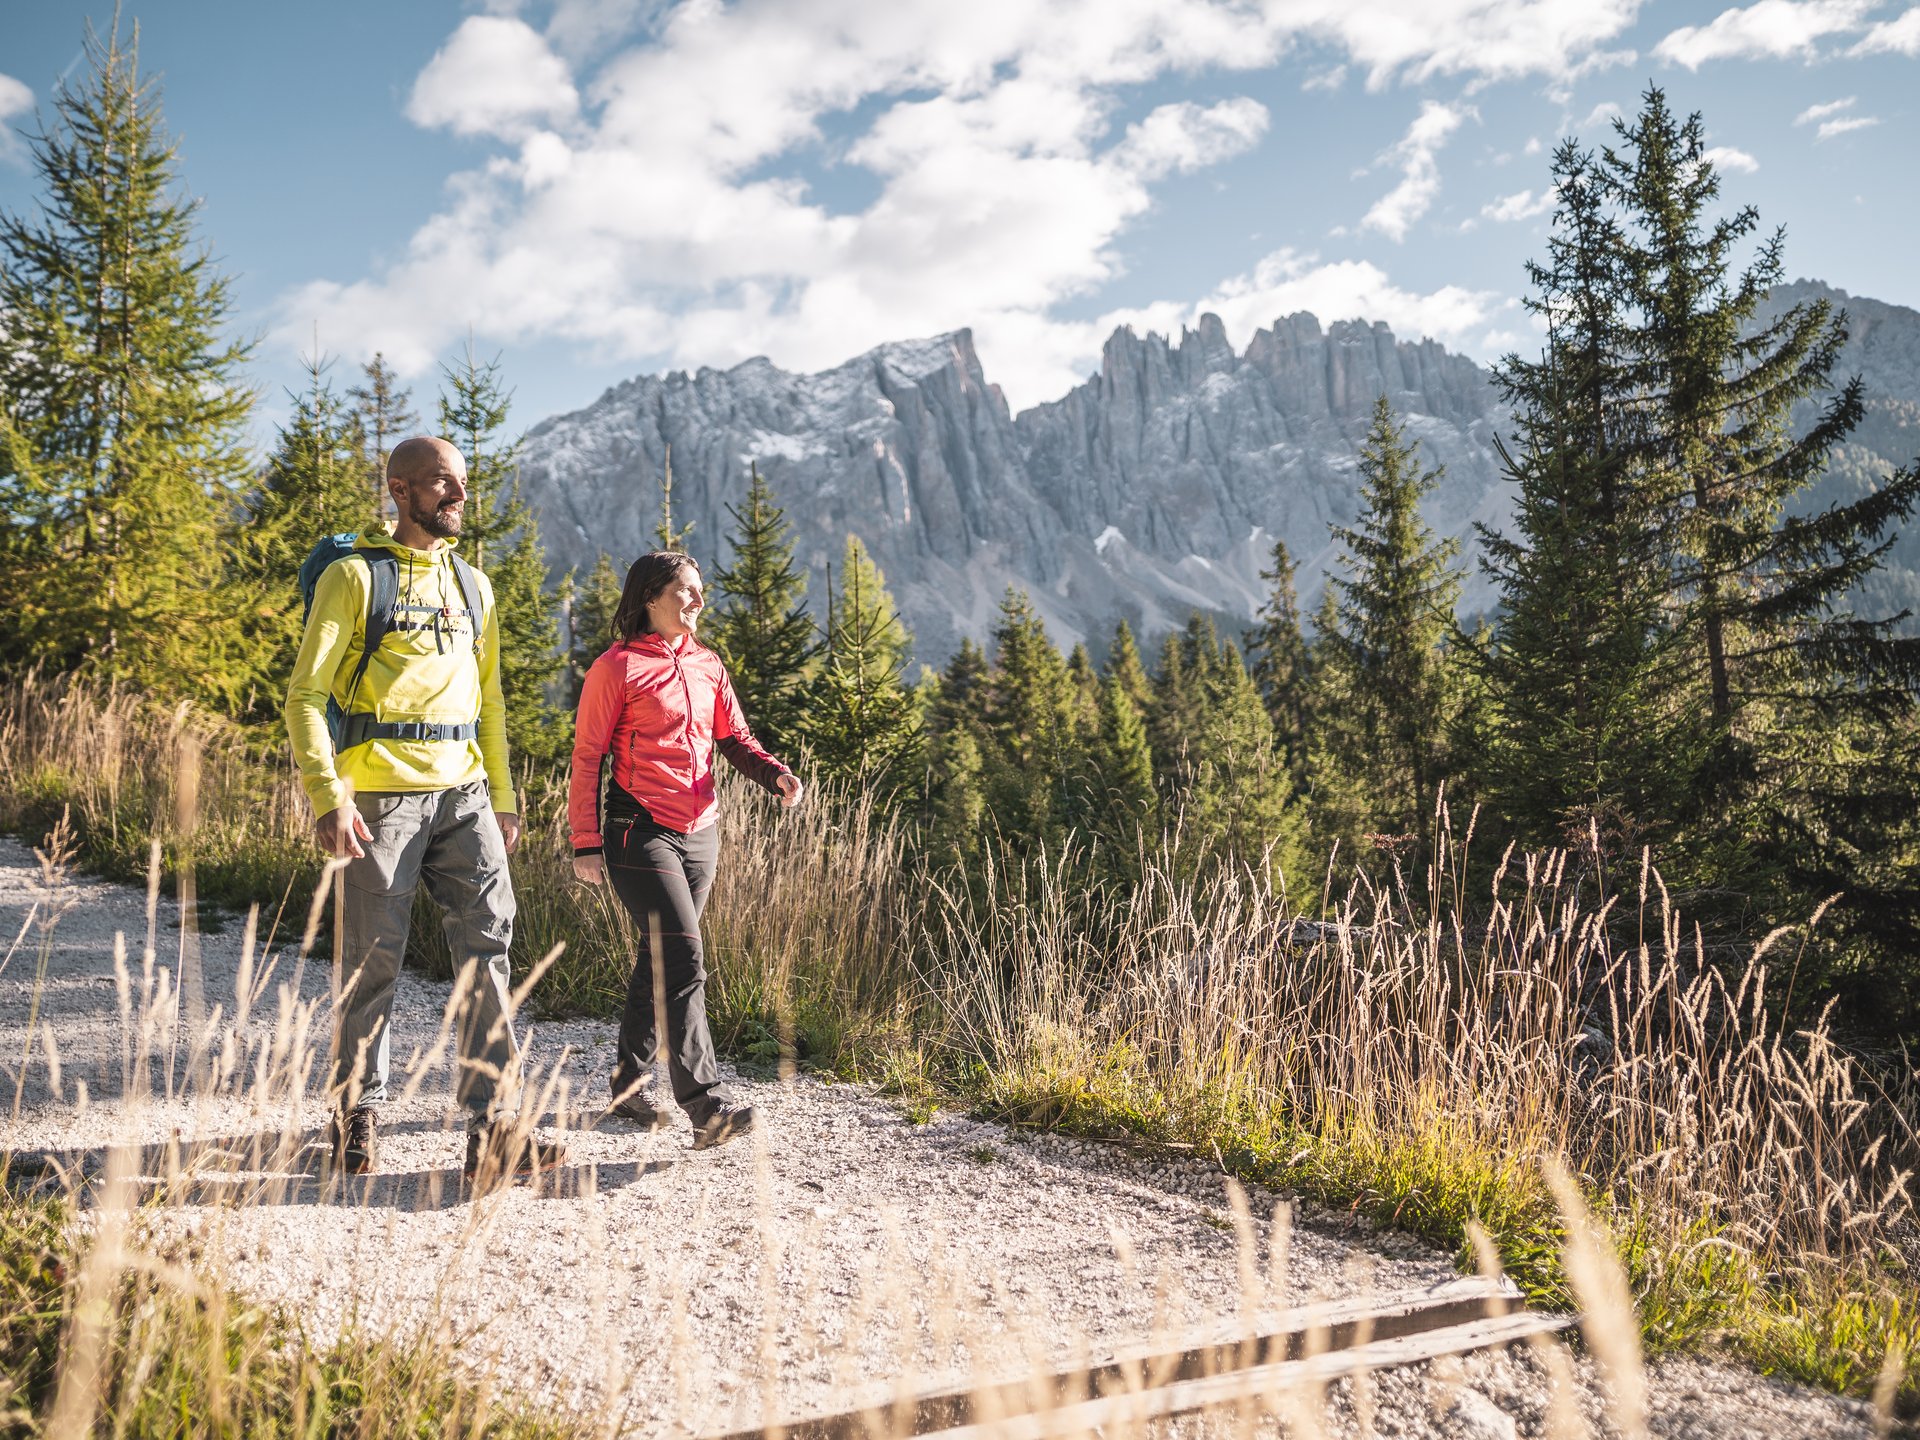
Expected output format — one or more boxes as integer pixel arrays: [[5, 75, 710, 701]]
[[285, 435, 568, 1183]]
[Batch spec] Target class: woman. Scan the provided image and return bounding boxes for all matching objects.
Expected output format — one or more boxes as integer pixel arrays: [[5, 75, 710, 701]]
[[570, 551, 803, 1150]]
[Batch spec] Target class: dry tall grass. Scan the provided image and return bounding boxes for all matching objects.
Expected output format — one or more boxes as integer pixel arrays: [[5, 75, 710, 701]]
[[2, 673, 1915, 1424]]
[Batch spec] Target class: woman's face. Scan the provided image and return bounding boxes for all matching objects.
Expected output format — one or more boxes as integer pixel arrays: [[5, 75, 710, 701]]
[[644, 566, 704, 640]]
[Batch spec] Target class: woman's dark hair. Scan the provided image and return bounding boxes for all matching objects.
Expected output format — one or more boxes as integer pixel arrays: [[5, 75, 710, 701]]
[[612, 551, 699, 640]]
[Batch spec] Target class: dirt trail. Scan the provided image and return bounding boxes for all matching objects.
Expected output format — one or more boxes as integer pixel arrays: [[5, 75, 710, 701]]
[[0, 835, 1878, 1438]]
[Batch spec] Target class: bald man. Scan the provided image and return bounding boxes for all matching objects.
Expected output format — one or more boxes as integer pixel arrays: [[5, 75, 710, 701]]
[[285, 436, 568, 1186]]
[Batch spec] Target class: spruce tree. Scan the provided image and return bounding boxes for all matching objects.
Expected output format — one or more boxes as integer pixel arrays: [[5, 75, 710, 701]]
[[0, 19, 256, 706], [981, 590, 1081, 847], [1309, 396, 1464, 863], [347, 352, 418, 524], [437, 345, 565, 766], [1246, 539, 1313, 785], [1603, 89, 1920, 981], [922, 640, 994, 860], [1090, 670, 1157, 868], [706, 463, 819, 753], [230, 354, 371, 715], [655, 445, 695, 552], [805, 536, 919, 790], [565, 553, 625, 703], [1107, 620, 1155, 717]]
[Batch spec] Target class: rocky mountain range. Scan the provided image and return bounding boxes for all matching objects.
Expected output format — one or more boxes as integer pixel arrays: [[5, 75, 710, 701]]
[[514, 279, 1919, 666]]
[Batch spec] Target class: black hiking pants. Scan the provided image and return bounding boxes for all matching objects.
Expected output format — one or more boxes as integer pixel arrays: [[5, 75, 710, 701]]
[[605, 806, 723, 1124]]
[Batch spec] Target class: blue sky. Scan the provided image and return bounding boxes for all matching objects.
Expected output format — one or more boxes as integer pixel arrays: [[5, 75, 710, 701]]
[[2, 0, 1915, 439]]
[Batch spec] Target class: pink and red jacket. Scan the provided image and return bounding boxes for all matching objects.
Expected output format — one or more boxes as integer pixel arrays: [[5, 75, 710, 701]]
[[569, 633, 790, 848]]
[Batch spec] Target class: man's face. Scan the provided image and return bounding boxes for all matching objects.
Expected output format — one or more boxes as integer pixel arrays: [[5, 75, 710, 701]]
[[396, 449, 468, 539]]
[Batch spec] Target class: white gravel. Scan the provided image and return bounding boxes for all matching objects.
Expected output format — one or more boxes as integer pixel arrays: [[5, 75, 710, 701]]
[[0, 834, 1883, 1439]]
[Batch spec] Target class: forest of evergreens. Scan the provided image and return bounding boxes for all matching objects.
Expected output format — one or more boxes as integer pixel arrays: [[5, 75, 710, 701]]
[[2, 26, 1917, 1040]]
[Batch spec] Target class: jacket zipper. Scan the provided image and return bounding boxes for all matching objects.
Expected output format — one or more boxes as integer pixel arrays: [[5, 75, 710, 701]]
[[670, 648, 696, 774]]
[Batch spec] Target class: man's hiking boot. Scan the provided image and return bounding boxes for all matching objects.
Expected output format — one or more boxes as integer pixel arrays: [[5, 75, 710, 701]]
[[607, 1080, 666, 1131], [691, 1100, 755, 1152], [463, 1123, 570, 1187], [327, 1105, 377, 1175]]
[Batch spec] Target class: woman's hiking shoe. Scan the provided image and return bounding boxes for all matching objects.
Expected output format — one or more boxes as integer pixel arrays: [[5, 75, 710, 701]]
[[463, 1123, 570, 1186], [691, 1101, 755, 1151], [327, 1105, 377, 1175]]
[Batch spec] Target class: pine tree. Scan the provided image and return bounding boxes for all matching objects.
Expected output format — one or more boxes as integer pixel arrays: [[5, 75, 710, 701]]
[[565, 553, 625, 703], [1309, 396, 1464, 864], [805, 536, 919, 790], [230, 354, 371, 715], [1246, 540, 1313, 784], [706, 463, 819, 753], [347, 351, 418, 524], [437, 344, 565, 766], [0, 19, 256, 706]]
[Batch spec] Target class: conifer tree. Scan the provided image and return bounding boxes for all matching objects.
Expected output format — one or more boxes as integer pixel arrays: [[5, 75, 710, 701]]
[[0, 19, 256, 706], [565, 553, 625, 703], [1602, 89, 1920, 974], [1246, 540, 1313, 784], [981, 590, 1081, 846], [655, 445, 695, 552], [1309, 396, 1463, 862], [806, 536, 919, 790], [1090, 670, 1157, 866], [437, 345, 565, 765], [922, 639, 994, 859], [1107, 620, 1155, 717], [230, 354, 371, 714], [347, 352, 417, 524], [706, 463, 819, 753]]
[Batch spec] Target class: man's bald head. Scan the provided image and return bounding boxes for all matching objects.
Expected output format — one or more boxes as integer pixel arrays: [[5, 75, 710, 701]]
[[387, 436, 469, 545], [387, 435, 464, 483]]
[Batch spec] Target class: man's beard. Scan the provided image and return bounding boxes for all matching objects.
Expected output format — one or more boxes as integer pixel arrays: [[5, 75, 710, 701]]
[[410, 495, 462, 539]]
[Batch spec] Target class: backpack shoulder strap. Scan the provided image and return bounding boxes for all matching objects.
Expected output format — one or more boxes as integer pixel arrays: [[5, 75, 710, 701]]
[[448, 552, 486, 658], [344, 551, 401, 706]]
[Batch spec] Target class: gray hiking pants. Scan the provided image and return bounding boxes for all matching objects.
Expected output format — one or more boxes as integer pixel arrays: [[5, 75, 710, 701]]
[[333, 781, 517, 1129]]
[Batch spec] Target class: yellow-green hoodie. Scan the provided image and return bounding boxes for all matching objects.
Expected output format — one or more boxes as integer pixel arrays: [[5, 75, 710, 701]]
[[284, 534, 515, 819]]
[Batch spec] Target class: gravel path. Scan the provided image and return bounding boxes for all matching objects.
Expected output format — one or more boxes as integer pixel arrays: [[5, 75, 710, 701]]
[[0, 834, 1882, 1439]]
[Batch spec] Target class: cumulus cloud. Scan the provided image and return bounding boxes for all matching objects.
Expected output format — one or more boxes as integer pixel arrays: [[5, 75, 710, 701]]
[[407, 16, 578, 139], [1654, 0, 1877, 67], [1702, 144, 1760, 172], [1361, 100, 1471, 241], [1852, 6, 1920, 52], [275, 0, 1650, 410], [1481, 186, 1557, 222], [0, 73, 32, 167]]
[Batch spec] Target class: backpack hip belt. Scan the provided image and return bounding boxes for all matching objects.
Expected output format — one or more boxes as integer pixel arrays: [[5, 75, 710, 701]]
[[337, 716, 480, 749]]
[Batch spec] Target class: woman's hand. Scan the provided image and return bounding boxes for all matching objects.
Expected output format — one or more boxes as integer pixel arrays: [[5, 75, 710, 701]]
[[573, 853, 606, 886], [776, 773, 805, 809]]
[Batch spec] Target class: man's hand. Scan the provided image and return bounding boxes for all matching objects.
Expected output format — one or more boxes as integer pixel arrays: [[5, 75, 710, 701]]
[[573, 854, 606, 886], [496, 812, 522, 855], [315, 804, 372, 859], [776, 773, 805, 809]]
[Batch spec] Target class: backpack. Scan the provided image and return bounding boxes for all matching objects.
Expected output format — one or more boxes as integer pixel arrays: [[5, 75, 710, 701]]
[[298, 533, 486, 752]]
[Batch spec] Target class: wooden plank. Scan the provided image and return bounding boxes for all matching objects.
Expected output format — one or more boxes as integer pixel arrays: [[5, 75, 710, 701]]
[[913, 1310, 1575, 1440], [709, 1278, 1523, 1440]]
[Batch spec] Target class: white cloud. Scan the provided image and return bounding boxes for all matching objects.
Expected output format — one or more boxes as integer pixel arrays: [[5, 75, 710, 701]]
[[1480, 187, 1557, 222], [1654, 0, 1877, 67], [1112, 98, 1269, 180], [1361, 100, 1471, 241], [1523, 136, 1544, 155], [1303, 65, 1347, 91], [1794, 96, 1857, 124], [1702, 144, 1760, 172], [1817, 114, 1881, 139], [407, 16, 578, 139], [275, 0, 1649, 410], [0, 73, 32, 167], [1577, 100, 1623, 129], [1852, 6, 1920, 52]]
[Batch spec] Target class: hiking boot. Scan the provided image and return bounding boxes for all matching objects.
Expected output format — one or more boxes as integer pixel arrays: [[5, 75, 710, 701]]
[[463, 1122, 570, 1186], [607, 1080, 666, 1130], [327, 1105, 377, 1175], [691, 1100, 755, 1152]]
